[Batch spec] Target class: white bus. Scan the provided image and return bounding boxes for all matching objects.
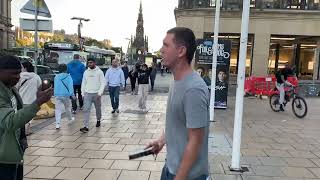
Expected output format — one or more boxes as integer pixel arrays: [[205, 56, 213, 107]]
[[43, 42, 84, 70]]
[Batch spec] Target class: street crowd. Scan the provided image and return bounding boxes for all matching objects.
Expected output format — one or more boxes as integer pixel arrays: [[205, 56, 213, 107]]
[[0, 27, 211, 180]]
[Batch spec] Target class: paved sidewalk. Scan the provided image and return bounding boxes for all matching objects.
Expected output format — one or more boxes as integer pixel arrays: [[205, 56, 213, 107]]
[[23, 93, 320, 180]]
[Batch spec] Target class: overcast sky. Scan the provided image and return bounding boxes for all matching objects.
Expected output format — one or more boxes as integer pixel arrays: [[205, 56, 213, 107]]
[[11, 0, 178, 52]]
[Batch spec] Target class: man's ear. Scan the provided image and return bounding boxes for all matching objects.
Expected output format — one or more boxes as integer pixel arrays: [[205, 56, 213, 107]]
[[177, 46, 187, 59]]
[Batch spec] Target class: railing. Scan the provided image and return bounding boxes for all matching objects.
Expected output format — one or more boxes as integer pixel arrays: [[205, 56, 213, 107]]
[[178, 0, 320, 10], [0, 15, 12, 27]]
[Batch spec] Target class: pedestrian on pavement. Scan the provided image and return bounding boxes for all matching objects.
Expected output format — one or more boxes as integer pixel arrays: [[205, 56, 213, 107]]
[[146, 27, 210, 180], [105, 59, 125, 113], [80, 58, 105, 133], [0, 55, 53, 180], [67, 54, 86, 114], [128, 67, 138, 95], [150, 62, 157, 92], [137, 64, 151, 112], [54, 64, 75, 129], [134, 63, 141, 95], [161, 63, 165, 76], [121, 61, 129, 89], [16, 60, 42, 135]]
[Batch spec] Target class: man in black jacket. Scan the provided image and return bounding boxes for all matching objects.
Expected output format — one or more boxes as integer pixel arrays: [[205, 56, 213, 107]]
[[121, 62, 129, 90], [137, 64, 151, 112], [150, 62, 157, 91]]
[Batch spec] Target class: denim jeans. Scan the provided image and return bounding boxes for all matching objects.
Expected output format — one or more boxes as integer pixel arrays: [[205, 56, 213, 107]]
[[109, 86, 120, 110], [160, 165, 208, 180]]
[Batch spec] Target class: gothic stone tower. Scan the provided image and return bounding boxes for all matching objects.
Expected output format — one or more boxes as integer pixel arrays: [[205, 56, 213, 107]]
[[131, 1, 149, 63]]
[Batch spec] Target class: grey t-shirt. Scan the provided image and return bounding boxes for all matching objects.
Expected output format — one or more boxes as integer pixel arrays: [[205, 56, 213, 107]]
[[165, 71, 210, 179]]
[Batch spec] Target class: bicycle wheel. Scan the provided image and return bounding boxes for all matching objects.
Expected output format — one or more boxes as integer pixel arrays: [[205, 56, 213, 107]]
[[269, 94, 281, 112], [292, 96, 308, 118]]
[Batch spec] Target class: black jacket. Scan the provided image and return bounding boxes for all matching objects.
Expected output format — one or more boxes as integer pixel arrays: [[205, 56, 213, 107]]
[[122, 66, 129, 78], [138, 68, 151, 84], [276, 67, 294, 84]]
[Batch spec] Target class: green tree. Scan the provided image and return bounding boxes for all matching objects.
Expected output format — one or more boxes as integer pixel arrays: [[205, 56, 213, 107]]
[[111, 47, 122, 53], [50, 34, 64, 42], [85, 38, 106, 49]]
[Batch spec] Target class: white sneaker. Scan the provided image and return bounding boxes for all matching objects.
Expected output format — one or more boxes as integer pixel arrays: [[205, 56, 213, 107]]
[[56, 124, 60, 129]]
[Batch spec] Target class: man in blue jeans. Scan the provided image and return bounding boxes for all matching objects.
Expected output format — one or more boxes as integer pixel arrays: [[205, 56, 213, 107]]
[[146, 27, 210, 180], [105, 59, 125, 113]]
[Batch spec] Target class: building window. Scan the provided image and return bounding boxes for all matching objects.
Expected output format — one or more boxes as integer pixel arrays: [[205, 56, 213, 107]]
[[268, 35, 317, 80]]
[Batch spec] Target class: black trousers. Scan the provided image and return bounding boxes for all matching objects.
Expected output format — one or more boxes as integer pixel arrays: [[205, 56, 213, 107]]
[[0, 164, 23, 180], [71, 85, 83, 111], [150, 77, 156, 91], [130, 78, 136, 92]]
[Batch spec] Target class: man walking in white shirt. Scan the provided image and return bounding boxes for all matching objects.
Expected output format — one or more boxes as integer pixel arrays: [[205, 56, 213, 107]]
[[80, 58, 105, 133]]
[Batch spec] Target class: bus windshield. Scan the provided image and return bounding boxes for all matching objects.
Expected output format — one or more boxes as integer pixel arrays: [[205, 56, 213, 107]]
[[43, 42, 81, 70], [47, 51, 74, 64]]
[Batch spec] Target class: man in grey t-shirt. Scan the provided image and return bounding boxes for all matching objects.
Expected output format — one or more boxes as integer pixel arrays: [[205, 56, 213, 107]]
[[146, 27, 210, 180]]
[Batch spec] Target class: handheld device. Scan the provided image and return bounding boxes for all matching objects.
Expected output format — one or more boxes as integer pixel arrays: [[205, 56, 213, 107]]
[[42, 79, 51, 91], [129, 148, 154, 160]]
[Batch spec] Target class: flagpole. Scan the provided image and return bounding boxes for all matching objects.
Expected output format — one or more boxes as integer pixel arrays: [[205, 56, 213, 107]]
[[34, 0, 39, 74], [230, 0, 251, 171], [210, 0, 221, 122]]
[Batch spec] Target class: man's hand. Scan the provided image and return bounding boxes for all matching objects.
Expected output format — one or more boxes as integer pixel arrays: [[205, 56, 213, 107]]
[[95, 95, 101, 101], [145, 138, 165, 155], [35, 87, 53, 106]]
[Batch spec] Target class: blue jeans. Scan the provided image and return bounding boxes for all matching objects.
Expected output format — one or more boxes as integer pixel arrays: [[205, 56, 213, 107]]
[[160, 165, 208, 180], [109, 86, 120, 110]]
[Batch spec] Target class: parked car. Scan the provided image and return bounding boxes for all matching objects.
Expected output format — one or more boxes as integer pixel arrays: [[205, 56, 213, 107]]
[[36, 65, 56, 87]]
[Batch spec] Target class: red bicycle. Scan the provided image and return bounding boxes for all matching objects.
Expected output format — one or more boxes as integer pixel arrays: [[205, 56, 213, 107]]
[[269, 86, 308, 118]]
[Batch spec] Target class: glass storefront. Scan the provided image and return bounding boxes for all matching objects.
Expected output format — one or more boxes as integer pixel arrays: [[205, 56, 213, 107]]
[[268, 35, 318, 80], [200, 33, 319, 80], [179, 0, 320, 10]]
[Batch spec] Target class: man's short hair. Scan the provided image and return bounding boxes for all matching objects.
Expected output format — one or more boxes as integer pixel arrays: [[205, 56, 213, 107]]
[[74, 54, 80, 60], [87, 58, 96, 62], [21, 60, 34, 72], [58, 64, 67, 72], [0, 55, 21, 70], [167, 27, 196, 64]]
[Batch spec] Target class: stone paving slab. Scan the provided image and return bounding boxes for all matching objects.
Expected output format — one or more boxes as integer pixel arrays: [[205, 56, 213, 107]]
[[23, 93, 320, 179]]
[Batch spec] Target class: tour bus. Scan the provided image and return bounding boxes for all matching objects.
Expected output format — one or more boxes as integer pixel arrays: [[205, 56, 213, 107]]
[[43, 42, 116, 72], [43, 42, 85, 70], [83, 45, 116, 73]]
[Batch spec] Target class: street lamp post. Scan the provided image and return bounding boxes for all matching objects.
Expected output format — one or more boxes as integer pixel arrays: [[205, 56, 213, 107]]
[[71, 17, 90, 51]]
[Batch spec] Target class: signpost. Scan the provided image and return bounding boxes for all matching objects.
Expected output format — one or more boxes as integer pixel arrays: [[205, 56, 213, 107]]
[[20, 18, 52, 32], [20, 0, 51, 73]]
